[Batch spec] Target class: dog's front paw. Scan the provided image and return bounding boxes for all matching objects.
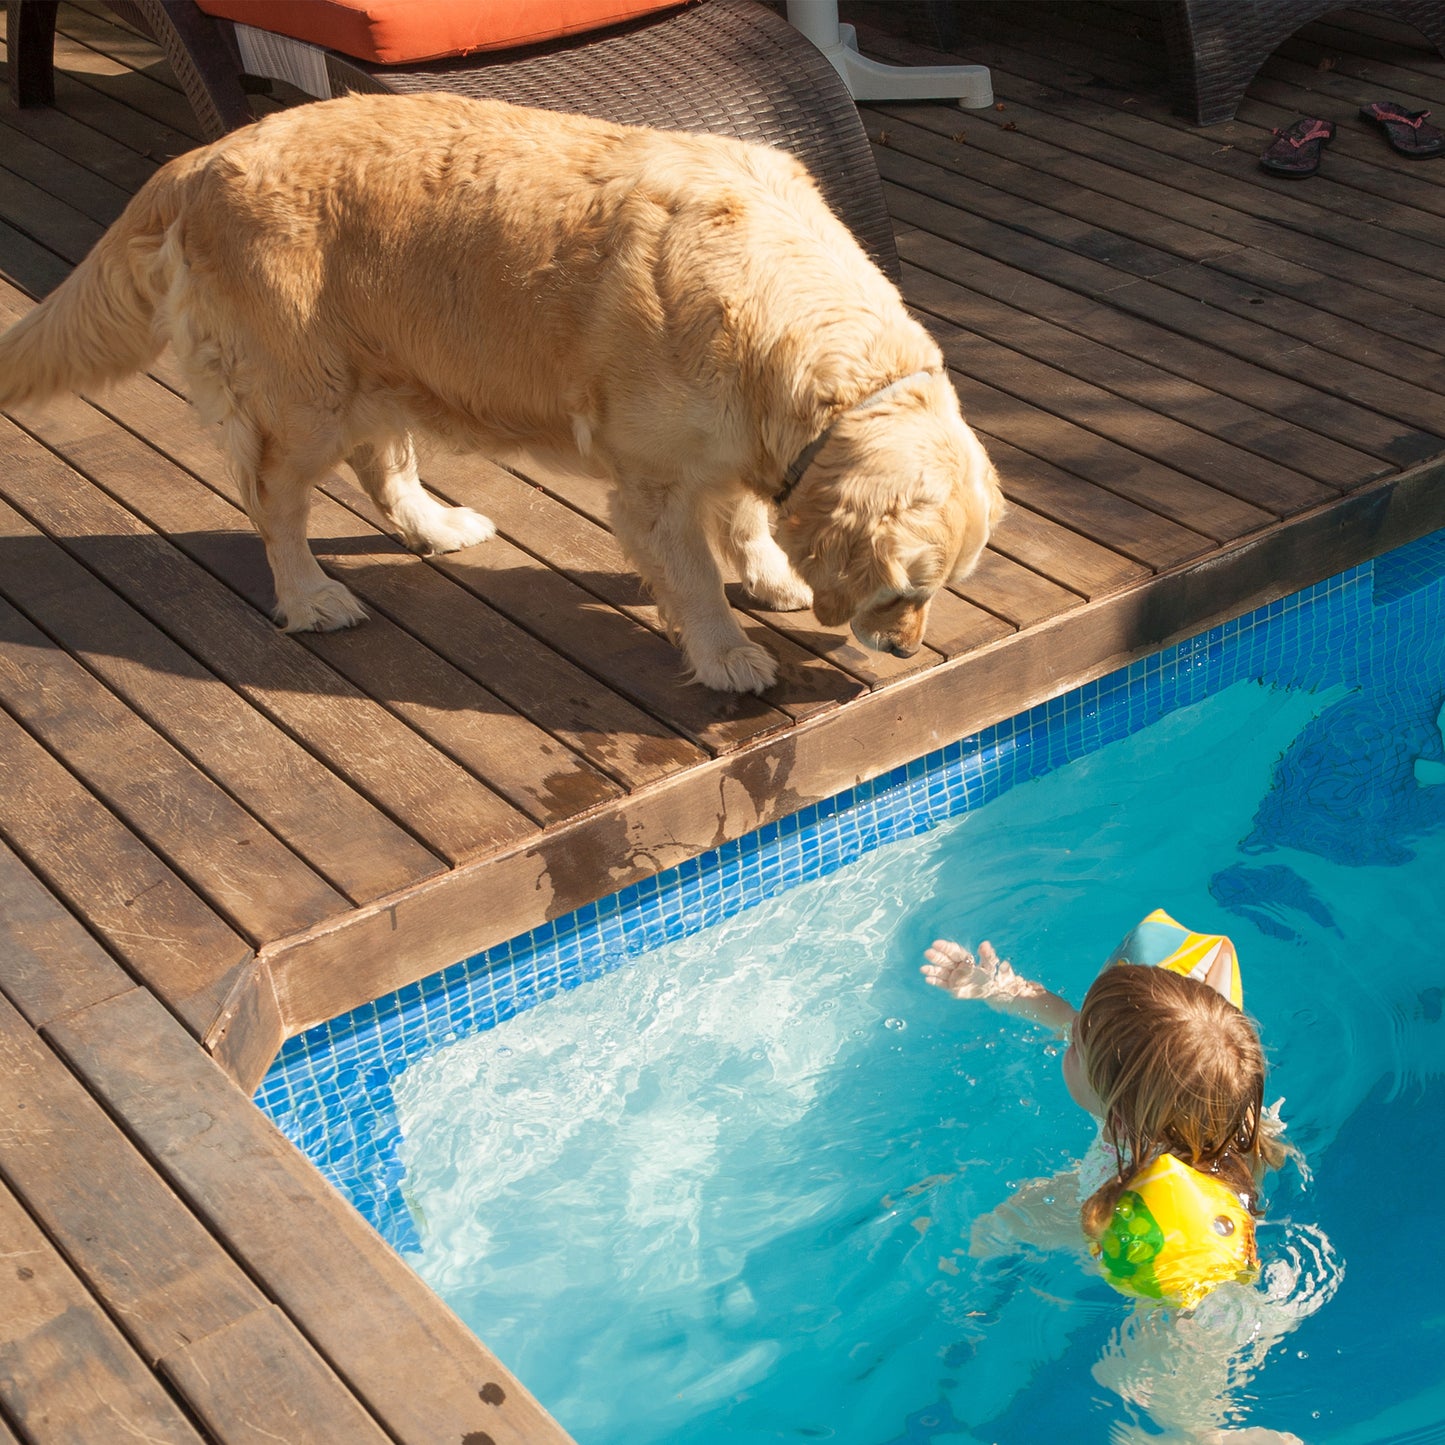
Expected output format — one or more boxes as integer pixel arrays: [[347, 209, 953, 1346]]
[[276, 580, 368, 633], [410, 505, 496, 555], [746, 571, 813, 613], [689, 640, 778, 694]]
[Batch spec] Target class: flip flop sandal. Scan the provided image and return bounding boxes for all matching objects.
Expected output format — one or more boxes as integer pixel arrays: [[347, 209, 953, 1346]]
[[1359, 101, 1445, 158], [1259, 117, 1335, 177]]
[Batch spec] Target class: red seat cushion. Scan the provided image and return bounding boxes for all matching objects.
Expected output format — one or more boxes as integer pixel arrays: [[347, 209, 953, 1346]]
[[194, 0, 690, 66]]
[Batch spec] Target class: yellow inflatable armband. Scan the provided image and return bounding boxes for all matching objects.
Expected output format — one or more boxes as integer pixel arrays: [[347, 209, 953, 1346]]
[[1106, 907, 1243, 1010], [1093, 1153, 1258, 1310]]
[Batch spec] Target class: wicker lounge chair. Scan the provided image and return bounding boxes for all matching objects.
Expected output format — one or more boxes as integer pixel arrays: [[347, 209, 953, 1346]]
[[1160, 0, 1445, 125], [6, 0, 899, 277]]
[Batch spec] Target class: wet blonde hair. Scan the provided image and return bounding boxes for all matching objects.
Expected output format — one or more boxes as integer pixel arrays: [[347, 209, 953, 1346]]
[[1076, 964, 1288, 1240]]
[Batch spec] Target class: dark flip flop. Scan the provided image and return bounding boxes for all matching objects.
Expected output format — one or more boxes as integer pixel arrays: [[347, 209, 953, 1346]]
[[1359, 101, 1445, 158], [1259, 117, 1336, 177]]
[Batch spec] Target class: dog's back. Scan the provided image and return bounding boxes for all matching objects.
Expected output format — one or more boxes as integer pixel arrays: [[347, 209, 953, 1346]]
[[0, 92, 923, 474]]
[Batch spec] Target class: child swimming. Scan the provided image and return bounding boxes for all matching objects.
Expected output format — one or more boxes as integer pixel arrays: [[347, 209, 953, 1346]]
[[924, 913, 1288, 1312], [922, 913, 1318, 1443]]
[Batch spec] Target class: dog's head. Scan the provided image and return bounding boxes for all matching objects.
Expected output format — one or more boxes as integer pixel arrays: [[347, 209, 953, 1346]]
[[777, 381, 1004, 658]]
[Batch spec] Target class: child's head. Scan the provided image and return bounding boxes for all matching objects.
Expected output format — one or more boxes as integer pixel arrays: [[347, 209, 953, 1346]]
[[1071, 963, 1278, 1238]]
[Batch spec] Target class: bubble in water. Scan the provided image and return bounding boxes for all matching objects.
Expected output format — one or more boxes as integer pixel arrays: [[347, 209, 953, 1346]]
[[885, 1018, 907, 1031]]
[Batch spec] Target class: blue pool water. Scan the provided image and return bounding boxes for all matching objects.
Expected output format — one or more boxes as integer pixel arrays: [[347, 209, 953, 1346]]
[[260, 529, 1445, 1445]]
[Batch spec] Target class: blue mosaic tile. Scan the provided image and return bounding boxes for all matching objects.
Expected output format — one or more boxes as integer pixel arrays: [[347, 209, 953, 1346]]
[[256, 527, 1445, 1251]]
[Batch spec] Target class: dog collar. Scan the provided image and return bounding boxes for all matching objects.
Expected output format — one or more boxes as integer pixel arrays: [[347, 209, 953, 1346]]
[[774, 369, 939, 508]]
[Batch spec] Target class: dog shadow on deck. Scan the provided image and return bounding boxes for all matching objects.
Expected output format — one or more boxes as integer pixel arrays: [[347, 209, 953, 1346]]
[[0, 529, 872, 739]]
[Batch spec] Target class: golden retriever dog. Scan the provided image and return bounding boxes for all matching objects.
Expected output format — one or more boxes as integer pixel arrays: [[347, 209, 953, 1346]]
[[0, 93, 1003, 693]]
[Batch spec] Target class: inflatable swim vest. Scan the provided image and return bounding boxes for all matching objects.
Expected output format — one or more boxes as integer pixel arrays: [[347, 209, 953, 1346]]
[[1094, 1152, 1258, 1309], [1091, 910, 1256, 1308], [1105, 907, 1243, 1010]]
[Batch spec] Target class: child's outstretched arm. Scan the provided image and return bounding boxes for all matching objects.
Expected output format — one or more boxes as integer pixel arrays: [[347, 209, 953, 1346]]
[[921, 940, 1077, 1034]]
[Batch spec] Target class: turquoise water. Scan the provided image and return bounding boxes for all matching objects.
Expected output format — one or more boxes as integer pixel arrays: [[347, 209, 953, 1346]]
[[392, 654, 1445, 1437]]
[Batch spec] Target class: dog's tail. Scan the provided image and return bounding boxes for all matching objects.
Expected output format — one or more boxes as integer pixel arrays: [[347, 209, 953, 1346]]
[[0, 158, 196, 409]]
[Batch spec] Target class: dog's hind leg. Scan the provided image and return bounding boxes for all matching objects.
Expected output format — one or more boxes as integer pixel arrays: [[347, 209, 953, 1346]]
[[237, 437, 367, 633], [612, 483, 779, 695], [715, 490, 813, 613], [348, 435, 495, 556]]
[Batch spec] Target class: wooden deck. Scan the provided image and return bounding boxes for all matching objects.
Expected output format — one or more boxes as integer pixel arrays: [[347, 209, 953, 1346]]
[[2, 2, 1444, 1439]]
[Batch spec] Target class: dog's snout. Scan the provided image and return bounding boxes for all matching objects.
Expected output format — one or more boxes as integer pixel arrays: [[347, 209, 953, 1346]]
[[850, 621, 920, 657]]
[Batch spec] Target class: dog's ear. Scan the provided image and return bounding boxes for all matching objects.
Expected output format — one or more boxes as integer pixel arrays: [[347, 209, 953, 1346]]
[[811, 586, 854, 628], [945, 467, 1005, 586]]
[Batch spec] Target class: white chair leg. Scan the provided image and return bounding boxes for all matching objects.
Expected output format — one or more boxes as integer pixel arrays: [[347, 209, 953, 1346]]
[[784, 1, 993, 106]]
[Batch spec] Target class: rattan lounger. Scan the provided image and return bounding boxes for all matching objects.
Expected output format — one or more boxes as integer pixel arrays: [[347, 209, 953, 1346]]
[[6, 0, 899, 277], [1160, 0, 1445, 126]]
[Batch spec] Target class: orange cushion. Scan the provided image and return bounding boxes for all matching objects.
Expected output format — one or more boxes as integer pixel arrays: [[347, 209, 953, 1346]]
[[195, 0, 689, 66]]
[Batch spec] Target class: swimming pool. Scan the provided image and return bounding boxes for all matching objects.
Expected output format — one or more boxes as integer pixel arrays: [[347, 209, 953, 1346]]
[[259, 527, 1445, 1444]]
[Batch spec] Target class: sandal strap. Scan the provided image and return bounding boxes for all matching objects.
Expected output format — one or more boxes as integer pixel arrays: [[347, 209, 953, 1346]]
[[1369, 104, 1432, 128], [1273, 119, 1332, 147]]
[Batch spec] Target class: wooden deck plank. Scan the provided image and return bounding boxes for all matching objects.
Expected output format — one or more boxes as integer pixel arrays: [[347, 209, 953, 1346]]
[[0, 703, 251, 1038], [0, 588, 352, 942], [994, 90, 1445, 304], [0, 837, 133, 1027], [0, 38, 180, 193], [0, 155, 104, 264], [0, 991, 270, 1363], [952, 547, 1084, 630], [159, 1306, 393, 1445], [983, 496, 1152, 601], [56, 3, 194, 104], [0, 216, 70, 298], [884, 186, 1430, 467], [0, 109, 132, 224], [0, 495, 447, 903], [861, 91, 1445, 395], [0, 1179, 207, 1444], [0, 33, 192, 171], [47, 987, 574, 1445]]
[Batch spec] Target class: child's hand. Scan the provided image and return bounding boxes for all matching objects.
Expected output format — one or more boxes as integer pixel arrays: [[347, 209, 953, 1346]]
[[921, 941, 1075, 1031], [921, 939, 1026, 1002]]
